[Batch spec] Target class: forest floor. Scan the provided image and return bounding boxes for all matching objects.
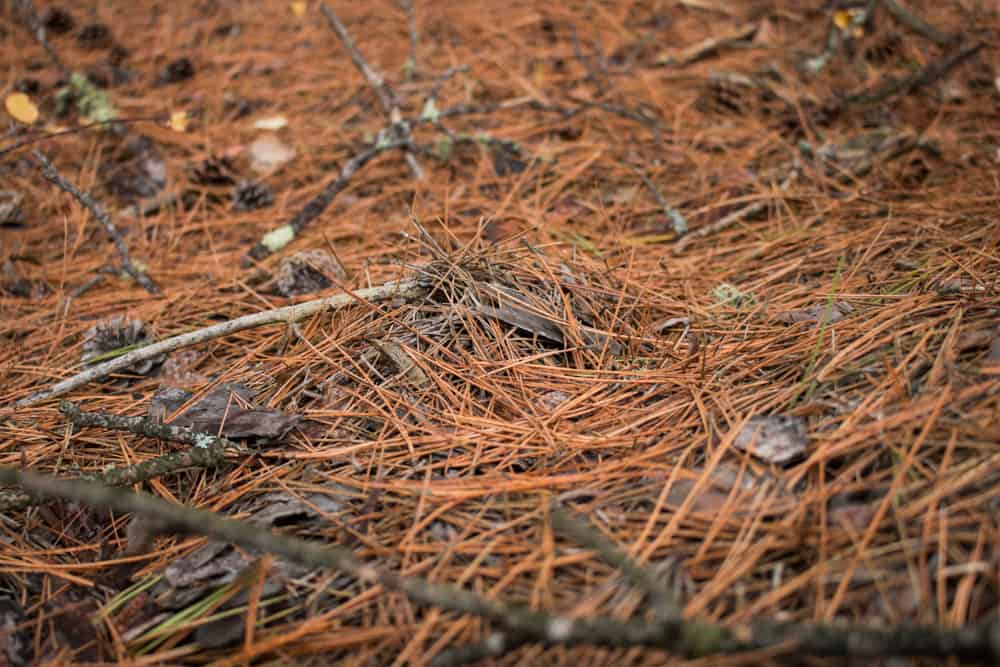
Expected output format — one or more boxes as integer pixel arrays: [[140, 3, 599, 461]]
[[1, 1, 999, 665]]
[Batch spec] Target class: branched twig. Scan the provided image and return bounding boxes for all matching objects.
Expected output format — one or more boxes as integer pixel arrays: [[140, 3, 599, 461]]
[[551, 504, 682, 622], [243, 137, 412, 263], [14, 278, 425, 408], [1, 467, 1000, 662], [320, 2, 424, 179], [0, 401, 233, 511], [33, 151, 159, 294]]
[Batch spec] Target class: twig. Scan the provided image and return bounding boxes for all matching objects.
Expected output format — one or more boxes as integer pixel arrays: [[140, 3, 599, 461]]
[[32, 151, 159, 294], [0, 401, 232, 511], [13, 278, 426, 408], [14, 0, 71, 77], [551, 504, 681, 622], [320, 2, 424, 180], [243, 136, 412, 263], [882, 0, 954, 46], [844, 41, 984, 107], [426, 65, 470, 107], [396, 0, 420, 79], [672, 172, 796, 255], [2, 467, 1000, 662], [629, 164, 688, 235]]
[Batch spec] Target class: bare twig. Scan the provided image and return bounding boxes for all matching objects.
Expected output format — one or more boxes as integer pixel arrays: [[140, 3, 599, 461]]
[[551, 504, 681, 622], [243, 136, 412, 263], [320, 2, 424, 179], [13, 278, 425, 408], [882, 0, 954, 46], [0, 401, 233, 511], [14, 0, 70, 77], [844, 41, 984, 107], [426, 65, 470, 107], [672, 173, 797, 255], [33, 151, 159, 294], [396, 0, 420, 79], [2, 467, 1000, 662], [629, 164, 688, 235]]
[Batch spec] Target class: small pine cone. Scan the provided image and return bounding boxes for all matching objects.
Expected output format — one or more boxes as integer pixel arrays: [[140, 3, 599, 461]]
[[81, 316, 164, 374], [232, 180, 274, 211], [275, 249, 346, 297], [188, 156, 238, 186]]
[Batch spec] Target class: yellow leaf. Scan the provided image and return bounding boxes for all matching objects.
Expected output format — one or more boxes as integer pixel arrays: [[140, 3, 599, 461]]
[[291, 1, 307, 17], [5, 93, 39, 124], [167, 110, 189, 133]]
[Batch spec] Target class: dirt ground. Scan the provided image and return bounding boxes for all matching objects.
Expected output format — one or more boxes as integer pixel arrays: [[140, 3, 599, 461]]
[[1, 0, 999, 665]]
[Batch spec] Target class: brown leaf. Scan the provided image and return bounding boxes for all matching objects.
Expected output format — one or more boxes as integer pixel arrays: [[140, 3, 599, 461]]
[[772, 301, 853, 326], [733, 415, 808, 465], [149, 383, 301, 444]]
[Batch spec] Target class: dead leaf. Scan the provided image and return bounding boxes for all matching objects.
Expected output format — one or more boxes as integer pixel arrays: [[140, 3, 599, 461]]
[[773, 301, 853, 326], [371, 339, 429, 387], [249, 135, 296, 174], [148, 383, 301, 444], [733, 415, 807, 464], [5, 92, 39, 124]]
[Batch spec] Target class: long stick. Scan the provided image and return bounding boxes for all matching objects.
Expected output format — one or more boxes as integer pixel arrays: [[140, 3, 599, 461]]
[[14, 279, 424, 408]]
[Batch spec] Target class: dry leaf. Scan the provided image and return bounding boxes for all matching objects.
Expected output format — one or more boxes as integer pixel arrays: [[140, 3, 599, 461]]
[[733, 415, 807, 465], [290, 1, 307, 17], [249, 135, 296, 174], [5, 93, 39, 124], [773, 301, 853, 326], [149, 383, 301, 444], [167, 110, 189, 132]]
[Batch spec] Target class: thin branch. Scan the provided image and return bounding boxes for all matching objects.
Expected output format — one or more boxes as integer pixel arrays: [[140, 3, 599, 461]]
[[14, 0, 71, 77], [844, 41, 983, 108], [320, 2, 423, 179], [243, 136, 412, 263], [629, 164, 688, 235], [396, 0, 420, 79], [2, 467, 1000, 662], [882, 0, 954, 46], [0, 401, 233, 511], [551, 504, 681, 622], [33, 151, 159, 294], [672, 172, 797, 255], [13, 278, 426, 408]]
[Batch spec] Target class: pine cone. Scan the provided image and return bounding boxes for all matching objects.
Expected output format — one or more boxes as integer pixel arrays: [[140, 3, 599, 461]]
[[231, 180, 274, 211], [275, 249, 346, 297], [188, 155, 238, 186], [81, 316, 164, 375]]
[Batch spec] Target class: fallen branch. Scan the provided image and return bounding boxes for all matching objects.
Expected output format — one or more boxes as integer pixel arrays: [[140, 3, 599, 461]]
[[0, 401, 234, 511], [320, 2, 423, 180], [2, 467, 1000, 662], [34, 150, 159, 294], [14, 278, 425, 408]]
